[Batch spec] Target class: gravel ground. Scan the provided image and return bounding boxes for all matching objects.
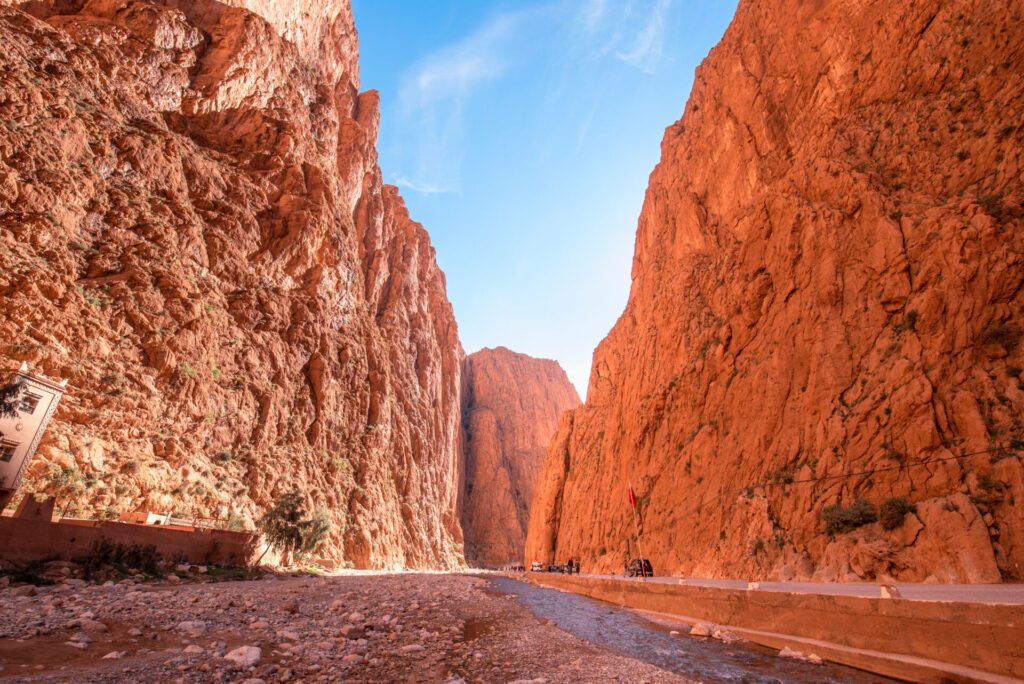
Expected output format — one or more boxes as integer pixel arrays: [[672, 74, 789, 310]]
[[0, 572, 689, 683]]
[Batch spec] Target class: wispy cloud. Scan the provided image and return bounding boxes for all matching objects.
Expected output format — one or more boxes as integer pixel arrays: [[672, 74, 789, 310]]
[[580, 0, 609, 32], [614, 0, 675, 73], [392, 173, 453, 196], [388, 0, 678, 194], [393, 11, 529, 194], [401, 13, 521, 107]]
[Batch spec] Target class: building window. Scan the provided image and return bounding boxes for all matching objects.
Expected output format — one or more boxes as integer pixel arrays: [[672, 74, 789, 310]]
[[0, 440, 18, 463], [19, 393, 41, 415]]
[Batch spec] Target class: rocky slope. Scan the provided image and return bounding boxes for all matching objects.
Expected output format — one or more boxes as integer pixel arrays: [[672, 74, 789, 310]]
[[0, 0, 463, 568], [460, 348, 580, 567], [526, 0, 1024, 582]]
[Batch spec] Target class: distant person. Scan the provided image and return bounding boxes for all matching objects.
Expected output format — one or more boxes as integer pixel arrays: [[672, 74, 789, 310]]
[[574, 560, 581, 575]]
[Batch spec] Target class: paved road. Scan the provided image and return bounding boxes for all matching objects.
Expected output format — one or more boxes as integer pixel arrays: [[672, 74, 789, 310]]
[[552, 573, 1024, 604]]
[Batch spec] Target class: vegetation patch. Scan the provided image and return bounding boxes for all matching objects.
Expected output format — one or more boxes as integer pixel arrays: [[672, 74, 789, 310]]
[[77, 538, 162, 580], [822, 498, 877, 535], [0, 560, 57, 587], [257, 489, 331, 564], [879, 497, 916, 530]]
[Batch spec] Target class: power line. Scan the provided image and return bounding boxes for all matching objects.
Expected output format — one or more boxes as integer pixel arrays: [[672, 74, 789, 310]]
[[741, 443, 1019, 493], [635, 443, 1020, 526]]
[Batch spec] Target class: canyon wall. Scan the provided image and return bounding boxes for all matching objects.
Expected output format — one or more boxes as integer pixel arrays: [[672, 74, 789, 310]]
[[526, 0, 1024, 582], [0, 0, 464, 568], [461, 348, 579, 567]]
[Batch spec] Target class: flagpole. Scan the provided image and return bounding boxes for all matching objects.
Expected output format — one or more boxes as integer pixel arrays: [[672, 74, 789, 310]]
[[629, 480, 648, 581]]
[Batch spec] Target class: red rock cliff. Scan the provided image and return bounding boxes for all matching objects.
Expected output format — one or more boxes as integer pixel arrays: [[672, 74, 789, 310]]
[[0, 0, 464, 568], [461, 348, 579, 567], [526, 0, 1024, 582]]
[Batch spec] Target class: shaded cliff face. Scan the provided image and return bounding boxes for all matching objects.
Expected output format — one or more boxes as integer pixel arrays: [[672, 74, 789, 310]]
[[461, 348, 579, 567], [527, 0, 1024, 582], [0, 0, 464, 568]]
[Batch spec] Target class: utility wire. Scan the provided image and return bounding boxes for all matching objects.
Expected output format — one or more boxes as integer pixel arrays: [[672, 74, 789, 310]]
[[740, 443, 1019, 493], [631, 443, 1019, 527]]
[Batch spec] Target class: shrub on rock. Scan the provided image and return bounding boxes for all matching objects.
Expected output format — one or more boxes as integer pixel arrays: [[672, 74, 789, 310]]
[[822, 498, 878, 535], [879, 497, 916, 531]]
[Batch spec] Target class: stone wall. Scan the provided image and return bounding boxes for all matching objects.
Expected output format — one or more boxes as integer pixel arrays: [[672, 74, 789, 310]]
[[0, 517, 259, 566]]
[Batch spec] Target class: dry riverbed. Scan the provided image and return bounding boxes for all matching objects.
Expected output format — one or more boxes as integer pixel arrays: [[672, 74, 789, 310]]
[[0, 572, 689, 683]]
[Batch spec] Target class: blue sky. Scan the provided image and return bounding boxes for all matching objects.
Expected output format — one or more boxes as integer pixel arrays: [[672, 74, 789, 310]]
[[351, 0, 738, 397]]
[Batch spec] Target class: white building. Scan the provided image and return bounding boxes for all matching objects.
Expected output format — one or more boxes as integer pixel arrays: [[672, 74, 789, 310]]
[[0, 363, 68, 509]]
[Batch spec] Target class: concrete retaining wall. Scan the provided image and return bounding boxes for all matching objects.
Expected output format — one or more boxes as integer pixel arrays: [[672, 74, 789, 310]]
[[528, 574, 1024, 682], [0, 517, 260, 567]]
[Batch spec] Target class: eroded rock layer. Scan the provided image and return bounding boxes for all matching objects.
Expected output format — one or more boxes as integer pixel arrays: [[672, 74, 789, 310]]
[[0, 0, 464, 568], [526, 0, 1024, 582], [461, 348, 580, 567]]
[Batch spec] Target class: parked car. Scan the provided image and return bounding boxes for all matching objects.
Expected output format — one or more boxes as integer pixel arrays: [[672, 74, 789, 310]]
[[547, 564, 561, 573], [530, 562, 544, 572], [625, 558, 654, 577]]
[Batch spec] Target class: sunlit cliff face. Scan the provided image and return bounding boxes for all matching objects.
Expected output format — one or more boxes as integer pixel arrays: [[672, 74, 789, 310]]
[[461, 347, 580, 567], [527, 0, 1024, 583], [0, 0, 464, 569]]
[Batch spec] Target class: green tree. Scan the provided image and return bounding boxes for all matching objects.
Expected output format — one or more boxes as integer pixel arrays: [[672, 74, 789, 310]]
[[0, 380, 26, 420], [256, 489, 332, 564], [40, 465, 96, 518]]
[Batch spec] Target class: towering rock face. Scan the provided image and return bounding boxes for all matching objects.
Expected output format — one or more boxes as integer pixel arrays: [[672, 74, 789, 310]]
[[526, 0, 1024, 582], [461, 348, 579, 567], [0, 0, 464, 568]]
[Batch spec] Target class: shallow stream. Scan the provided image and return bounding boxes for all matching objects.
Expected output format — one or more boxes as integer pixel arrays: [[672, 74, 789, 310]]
[[487, 576, 896, 683]]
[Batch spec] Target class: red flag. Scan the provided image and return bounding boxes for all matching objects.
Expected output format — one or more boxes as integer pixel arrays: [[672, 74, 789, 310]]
[[628, 487, 637, 510]]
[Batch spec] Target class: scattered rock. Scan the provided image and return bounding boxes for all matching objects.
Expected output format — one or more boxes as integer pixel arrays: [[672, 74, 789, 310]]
[[78, 618, 109, 634], [779, 647, 824, 664], [224, 645, 262, 668], [176, 621, 208, 637], [712, 628, 739, 643], [689, 623, 712, 637]]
